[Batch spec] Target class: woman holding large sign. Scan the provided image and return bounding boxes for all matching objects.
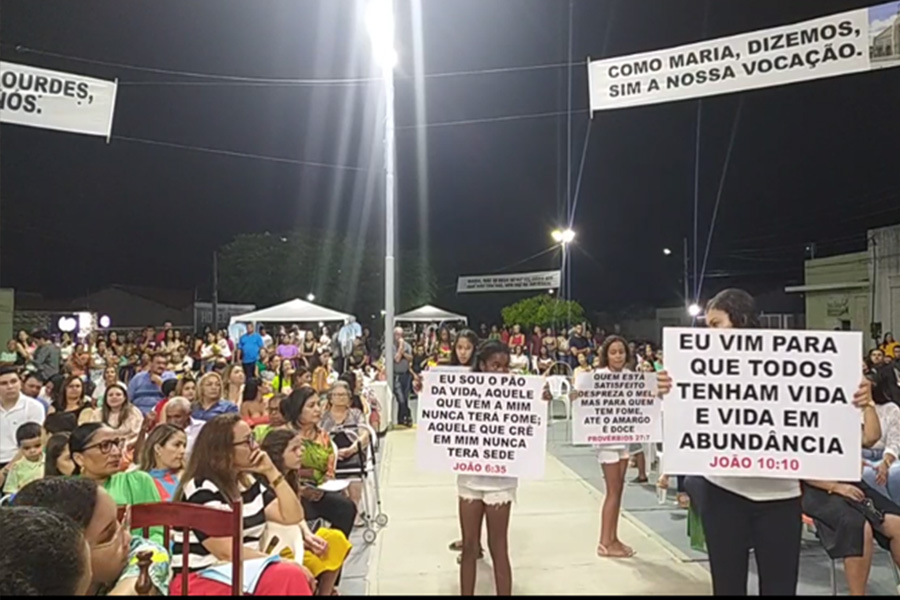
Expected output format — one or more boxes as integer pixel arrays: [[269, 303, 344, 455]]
[[673, 289, 879, 596]]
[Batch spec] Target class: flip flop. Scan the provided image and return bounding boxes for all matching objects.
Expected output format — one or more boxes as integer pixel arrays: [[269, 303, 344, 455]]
[[597, 543, 636, 559]]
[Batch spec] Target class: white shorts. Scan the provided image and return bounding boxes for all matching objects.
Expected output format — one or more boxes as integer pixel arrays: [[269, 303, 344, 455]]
[[597, 445, 629, 465], [457, 481, 517, 506]]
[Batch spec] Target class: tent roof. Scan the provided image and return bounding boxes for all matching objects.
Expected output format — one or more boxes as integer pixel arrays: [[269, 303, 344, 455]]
[[395, 304, 467, 323], [229, 299, 353, 324]]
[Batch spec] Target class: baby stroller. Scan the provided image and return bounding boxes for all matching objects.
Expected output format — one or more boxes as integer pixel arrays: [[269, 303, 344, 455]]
[[331, 423, 388, 544]]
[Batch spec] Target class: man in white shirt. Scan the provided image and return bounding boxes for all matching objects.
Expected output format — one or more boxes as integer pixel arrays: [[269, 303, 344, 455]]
[[0, 366, 45, 472]]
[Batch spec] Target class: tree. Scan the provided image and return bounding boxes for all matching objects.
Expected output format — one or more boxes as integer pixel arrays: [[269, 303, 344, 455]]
[[500, 294, 585, 330], [217, 230, 436, 323]]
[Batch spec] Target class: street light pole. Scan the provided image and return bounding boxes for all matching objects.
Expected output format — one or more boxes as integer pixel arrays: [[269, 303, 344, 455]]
[[683, 236, 689, 313], [368, 0, 398, 417]]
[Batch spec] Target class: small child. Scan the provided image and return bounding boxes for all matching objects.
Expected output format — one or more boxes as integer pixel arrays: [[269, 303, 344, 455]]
[[2, 423, 45, 494]]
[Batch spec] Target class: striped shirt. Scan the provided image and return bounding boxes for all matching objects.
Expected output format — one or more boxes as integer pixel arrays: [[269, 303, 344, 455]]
[[171, 475, 275, 573]]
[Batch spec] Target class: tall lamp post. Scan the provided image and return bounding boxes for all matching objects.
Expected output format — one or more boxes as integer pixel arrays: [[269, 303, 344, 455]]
[[551, 228, 576, 327], [664, 237, 701, 318], [367, 0, 399, 411]]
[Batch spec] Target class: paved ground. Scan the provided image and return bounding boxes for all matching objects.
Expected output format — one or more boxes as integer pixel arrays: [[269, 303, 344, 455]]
[[364, 426, 712, 595], [352, 400, 900, 595]]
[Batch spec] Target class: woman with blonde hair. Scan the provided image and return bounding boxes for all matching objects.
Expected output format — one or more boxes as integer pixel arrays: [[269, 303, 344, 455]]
[[192, 371, 238, 422], [223, 364, 246, 407]]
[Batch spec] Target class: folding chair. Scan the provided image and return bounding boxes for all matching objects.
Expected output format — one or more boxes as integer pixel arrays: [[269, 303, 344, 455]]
[[122, 500, 244, 596]]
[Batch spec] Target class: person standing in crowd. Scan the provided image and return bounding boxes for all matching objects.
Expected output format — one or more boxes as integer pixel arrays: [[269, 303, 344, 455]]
[[508, 324, 525, 350], [392, 327, 413, 428], [0, 506, 93, 596], [529, 326, 543, 360], [171, 413, 314, 595], [300, 331, 317, 368], [277, 333, 299, 365], [436, 327, 453, 365], [15, 330, 33, 365], [127, 351, 174, 415], [672, 288, 879, 596], [882, 333, 899, 360], [238, 322, 265, 380], [543, 327, 558, 361], [452, 330, 479, 368], [259, 325, 274, 349], [31, 330, 60, 381], [509, 345, 530, 374]]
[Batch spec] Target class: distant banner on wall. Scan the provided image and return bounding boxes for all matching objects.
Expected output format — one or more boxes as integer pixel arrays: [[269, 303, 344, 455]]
[[0, 61, 118, 137], [457, 270, 562, 294], [588, 2, 900, 111]]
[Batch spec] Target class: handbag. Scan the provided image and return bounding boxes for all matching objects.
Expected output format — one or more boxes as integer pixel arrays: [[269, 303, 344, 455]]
[[687, 503, 707, 554], [844, 495, 885, 527]]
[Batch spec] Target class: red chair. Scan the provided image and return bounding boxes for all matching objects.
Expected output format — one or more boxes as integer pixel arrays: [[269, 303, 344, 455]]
[[121, 501, 244, 596]]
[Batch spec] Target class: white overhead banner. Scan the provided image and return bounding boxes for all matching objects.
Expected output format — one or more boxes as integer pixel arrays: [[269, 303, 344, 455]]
[[662, 328, 863, 481], [588, 2, 900, 111], [457, 270, 561, 294], [0, 61, 118, 137]]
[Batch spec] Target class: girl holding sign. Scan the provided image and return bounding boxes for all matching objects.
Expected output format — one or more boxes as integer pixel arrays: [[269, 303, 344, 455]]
[[676, 289, 878, 596], [458, 340, 515, 596], [593, 338, 672, 557]]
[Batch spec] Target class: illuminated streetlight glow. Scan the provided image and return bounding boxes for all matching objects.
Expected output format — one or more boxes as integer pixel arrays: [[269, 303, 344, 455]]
[[551, 228, 575, 244], [367, 0, 397, 69], [663, 248, 672, 256], [306, 293, 316, 302], [99, 315, 111, 328], [688, 303, 702, 317]]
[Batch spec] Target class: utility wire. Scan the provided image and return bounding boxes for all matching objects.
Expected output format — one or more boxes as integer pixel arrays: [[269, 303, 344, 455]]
[[695, 97, 744, 297], [112, 135, 371, 172], [9, 43, 586, 86]]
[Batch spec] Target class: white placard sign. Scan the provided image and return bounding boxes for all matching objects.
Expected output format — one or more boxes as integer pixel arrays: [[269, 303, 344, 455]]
[[662, 328, 863, 480], [456, 270, 562, 293], [588, 2, 900, 112], [572, 371, 660, 445], [0, 61, 118, 137], [417, 370, 548, 479]]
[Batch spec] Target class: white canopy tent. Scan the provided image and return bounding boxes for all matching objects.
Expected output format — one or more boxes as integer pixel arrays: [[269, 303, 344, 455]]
[[395, 304, 467, 324], [228, 298, 353, 325]]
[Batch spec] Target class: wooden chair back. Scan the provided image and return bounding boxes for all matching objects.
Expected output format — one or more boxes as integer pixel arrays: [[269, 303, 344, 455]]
[[120, 501, 244, 596]]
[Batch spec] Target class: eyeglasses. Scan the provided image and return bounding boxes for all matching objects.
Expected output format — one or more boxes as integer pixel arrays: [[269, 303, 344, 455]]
[[82, 438, 126, 454], [91, 504, 131, 550], [233, 437, 257, 449]]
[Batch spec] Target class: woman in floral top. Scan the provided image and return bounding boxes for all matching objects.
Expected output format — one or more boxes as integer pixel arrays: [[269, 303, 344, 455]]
[[280, 386, 335, 485]]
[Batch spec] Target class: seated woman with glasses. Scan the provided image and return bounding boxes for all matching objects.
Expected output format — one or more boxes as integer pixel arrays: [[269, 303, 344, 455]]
[[15, 477, 172, 596], [68, 423, 164, 546], [171, 413, 314, 596]]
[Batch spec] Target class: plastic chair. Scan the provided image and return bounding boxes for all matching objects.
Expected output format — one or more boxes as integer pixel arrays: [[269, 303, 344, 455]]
[[122, 500, 244, 596]]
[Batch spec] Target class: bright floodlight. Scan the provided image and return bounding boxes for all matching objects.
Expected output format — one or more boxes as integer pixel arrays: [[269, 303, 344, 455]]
[[58, 316, 77, 333], [307, 293, 316, 302], [688, 303, 702, 317], [552, 228, 575, 244], [663, 248, 672, 255], [367, 0, 397, 69], [99, 315, 111, 328], [548, 289, 556, 295]]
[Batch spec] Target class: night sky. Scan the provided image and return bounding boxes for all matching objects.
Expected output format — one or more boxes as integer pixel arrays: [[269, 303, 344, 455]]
[[2, 0, 899, 323]]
